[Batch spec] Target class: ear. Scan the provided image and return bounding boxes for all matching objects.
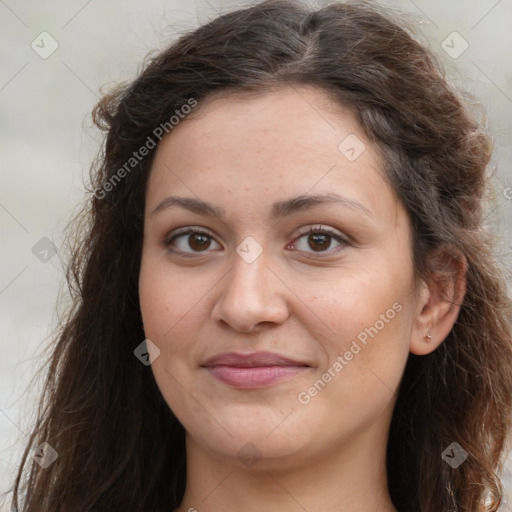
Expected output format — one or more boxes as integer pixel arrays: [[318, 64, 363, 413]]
[[410, 246, 468, 356]]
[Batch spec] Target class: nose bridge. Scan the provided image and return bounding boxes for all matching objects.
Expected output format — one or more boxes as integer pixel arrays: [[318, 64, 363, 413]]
[[231, 248, 270, 294], [211, 244, 289, 331]]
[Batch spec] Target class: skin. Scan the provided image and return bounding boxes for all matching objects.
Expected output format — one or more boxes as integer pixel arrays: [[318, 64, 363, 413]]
[[138, 85, 465, 512]]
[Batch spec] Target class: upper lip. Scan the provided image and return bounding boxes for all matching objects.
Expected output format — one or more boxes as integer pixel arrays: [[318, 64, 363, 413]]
[[202, 351, 310, 368]]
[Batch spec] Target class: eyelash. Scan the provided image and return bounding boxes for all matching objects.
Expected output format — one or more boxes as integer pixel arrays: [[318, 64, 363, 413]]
[[164, 225, 349, 258]]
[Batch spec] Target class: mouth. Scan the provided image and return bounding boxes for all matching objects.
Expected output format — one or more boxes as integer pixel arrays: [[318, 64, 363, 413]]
[[201, 351, 310, 389]]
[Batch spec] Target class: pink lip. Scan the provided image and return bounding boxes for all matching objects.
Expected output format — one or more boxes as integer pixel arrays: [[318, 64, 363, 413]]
[[202, 351, 309, 389]]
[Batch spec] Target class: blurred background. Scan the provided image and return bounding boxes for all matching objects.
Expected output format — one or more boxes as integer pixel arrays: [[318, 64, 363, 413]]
[[1, 0, 511, 509]]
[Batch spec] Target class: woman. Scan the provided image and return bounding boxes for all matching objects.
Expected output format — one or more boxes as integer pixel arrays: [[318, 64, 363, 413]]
[[10, 1, 512, 510]]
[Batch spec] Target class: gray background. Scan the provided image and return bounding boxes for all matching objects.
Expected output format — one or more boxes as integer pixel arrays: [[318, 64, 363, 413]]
[[1, 0, 512, 509]]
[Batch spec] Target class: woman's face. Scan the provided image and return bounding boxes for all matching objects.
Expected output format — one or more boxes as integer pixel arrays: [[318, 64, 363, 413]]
[[139, 85, 423, 470]]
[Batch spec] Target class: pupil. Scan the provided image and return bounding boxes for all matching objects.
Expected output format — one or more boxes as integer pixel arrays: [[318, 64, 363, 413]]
[[190, 234, 210, 251], [309, 233, 330, 251]]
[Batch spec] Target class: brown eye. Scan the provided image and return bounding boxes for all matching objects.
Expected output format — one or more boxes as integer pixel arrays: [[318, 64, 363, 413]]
[[165, 228, 221, 254], [187, 233, 211, 251], [307, 233, 332, 251], [290, 226, 348, 255]]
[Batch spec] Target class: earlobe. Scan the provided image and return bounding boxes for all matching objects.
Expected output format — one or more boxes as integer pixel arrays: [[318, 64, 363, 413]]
[[409, 247, 468, 356]]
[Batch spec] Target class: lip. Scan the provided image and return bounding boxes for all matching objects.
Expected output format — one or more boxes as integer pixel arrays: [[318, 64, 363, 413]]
[[202, 351, 310, 389]]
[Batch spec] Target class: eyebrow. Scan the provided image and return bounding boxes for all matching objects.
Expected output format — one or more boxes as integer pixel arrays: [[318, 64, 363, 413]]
[[150, 192, 375, 222]]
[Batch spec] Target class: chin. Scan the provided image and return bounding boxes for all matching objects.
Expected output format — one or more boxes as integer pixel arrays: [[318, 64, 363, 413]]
[[197, 430, 311, 470]]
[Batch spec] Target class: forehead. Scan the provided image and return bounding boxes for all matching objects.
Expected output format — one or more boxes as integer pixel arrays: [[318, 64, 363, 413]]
[[146, 85, 404, 227]]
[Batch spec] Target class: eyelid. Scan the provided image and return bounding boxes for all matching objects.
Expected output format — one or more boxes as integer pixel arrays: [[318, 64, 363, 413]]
[[293, 224, 349, 243], [164, 226, 217, 244]]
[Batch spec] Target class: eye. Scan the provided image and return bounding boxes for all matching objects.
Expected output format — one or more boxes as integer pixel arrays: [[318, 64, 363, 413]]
[[288, 225, 348, 256], [164, 227, 221, 254], [164, 224, 349, 257]]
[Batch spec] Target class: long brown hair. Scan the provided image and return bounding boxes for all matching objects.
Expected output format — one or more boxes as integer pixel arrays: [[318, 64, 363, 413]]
[[10, 1, 512, 510]]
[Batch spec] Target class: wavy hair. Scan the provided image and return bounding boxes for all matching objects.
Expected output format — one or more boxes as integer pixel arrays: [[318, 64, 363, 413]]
[[10, 1, 512, 510]]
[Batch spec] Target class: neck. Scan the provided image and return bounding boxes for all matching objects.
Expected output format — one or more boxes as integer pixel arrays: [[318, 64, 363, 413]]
[[174, 416, 398, 512]]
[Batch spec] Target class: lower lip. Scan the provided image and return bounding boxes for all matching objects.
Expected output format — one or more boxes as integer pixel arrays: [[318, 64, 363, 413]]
[[205, 365, 307, 388]]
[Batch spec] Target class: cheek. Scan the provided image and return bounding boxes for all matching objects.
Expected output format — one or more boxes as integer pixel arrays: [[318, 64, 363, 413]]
[[138, 259, 209, 416], [294, 265, 407, 337], [292, 269, 412, 390], [295, 284, 410, 434], [139, 254, 213, 344]]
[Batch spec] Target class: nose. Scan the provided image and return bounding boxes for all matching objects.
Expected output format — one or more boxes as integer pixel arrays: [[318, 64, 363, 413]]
[[210, 250, 290, 333]]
